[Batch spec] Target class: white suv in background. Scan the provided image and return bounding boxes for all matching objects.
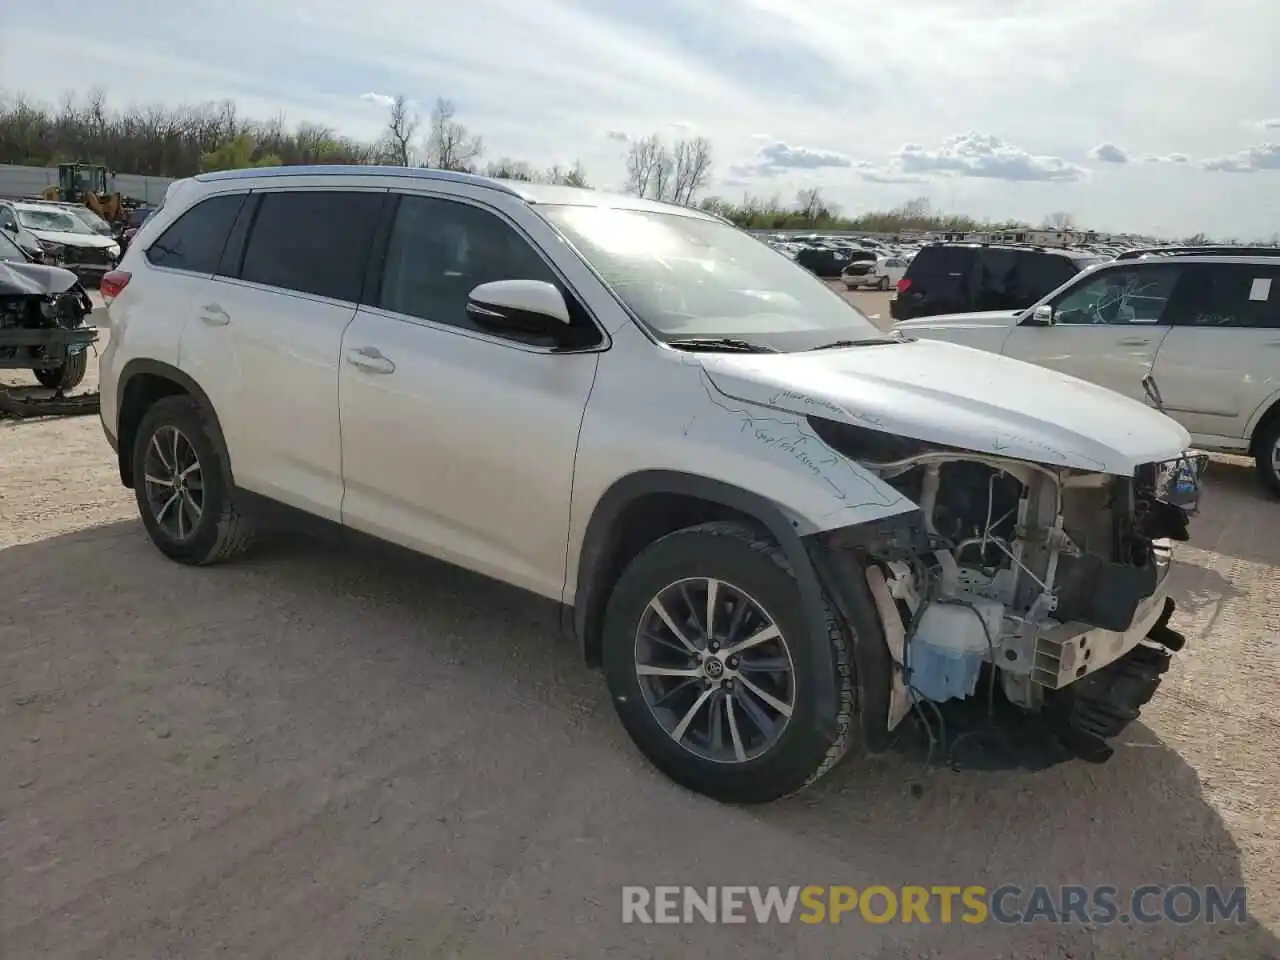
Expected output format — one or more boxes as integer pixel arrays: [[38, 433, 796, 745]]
[[98, 166, 1204, 802], [895, 251, 1280, 493]]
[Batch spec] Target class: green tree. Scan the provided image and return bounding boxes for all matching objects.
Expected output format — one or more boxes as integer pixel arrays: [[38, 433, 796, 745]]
[[199, 134, 282, 173]]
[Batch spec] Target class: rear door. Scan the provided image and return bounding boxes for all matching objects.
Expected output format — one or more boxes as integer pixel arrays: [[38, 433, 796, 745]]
[[968, 248, 1021, 311], [180, 187, 385, 520], [1149, 262, 1280, 444], [896, 246, 975, 317], [999, 263, 1182, 403]]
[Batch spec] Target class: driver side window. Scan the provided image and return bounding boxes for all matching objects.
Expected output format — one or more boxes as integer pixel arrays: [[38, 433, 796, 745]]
[[378, 195, 561, 333], [1050, 265, 1182, 325]]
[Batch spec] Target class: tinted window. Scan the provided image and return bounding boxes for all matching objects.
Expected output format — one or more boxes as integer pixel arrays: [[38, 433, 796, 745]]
[[241, 190, 383, 301], [1165, 263, 1280, 329], [1050, 265, 1182, 325], [1014, 252, 1079, 301], [378, 195, 560, 331], [970, 249, 1021, 309], [145, 194, 245, 273], [907, 246, 973, 281]]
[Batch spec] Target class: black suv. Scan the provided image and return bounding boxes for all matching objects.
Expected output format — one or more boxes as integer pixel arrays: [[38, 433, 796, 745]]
[[889, 243, 1104, 321]]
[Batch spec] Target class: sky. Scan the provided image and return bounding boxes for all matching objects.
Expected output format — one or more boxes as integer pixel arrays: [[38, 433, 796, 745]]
[[3, 0, 1279, 238]]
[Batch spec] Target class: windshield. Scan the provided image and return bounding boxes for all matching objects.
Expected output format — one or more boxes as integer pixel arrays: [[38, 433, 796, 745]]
[[538, 204, 889, 351], [0, 230, 25, 262], [71, 208, 113, 234], [17, 209, 88, 234]]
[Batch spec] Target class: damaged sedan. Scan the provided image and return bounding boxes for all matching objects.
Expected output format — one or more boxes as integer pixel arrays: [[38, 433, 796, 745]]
[[98, 169, 1204, 803], [0, 228, 99, 414]]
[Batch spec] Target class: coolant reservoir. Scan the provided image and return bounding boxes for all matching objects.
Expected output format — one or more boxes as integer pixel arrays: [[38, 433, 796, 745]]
[[907, 597, 1004, 702]]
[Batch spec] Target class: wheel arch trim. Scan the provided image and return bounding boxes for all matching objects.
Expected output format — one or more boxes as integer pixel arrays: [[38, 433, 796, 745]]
[[570, 470, 843, 733], [116, 359, 230, 486]]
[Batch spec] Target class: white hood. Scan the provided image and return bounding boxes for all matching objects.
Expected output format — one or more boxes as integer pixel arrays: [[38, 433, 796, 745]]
[[27, 229, 118, 250], [699, 338, 1191, 475], [894, 309, 1022, 330]]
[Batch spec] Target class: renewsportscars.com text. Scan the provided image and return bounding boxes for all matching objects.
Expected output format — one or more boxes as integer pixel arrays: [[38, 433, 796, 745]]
[[621, 884, 1247, 926]]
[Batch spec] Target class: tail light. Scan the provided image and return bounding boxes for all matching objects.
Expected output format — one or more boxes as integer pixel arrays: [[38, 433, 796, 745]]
[[896, 277, 912, 295], [100, 270, 131, 304]]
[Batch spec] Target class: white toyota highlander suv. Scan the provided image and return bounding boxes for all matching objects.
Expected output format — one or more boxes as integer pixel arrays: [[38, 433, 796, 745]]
[[98, 166, 1205, 803]]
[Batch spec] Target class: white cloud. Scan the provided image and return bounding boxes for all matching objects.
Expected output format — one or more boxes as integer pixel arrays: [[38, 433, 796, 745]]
[[4, 0, 1280, 236], [1144, 152, 1191, 164], [359, 92, 396, 108], [859, 170, 928, 185], [1090, 142, 1129, 164], [1202, 143, 1280, 173], [899, 133, 1087, 182], [604, 129, 629, 142]]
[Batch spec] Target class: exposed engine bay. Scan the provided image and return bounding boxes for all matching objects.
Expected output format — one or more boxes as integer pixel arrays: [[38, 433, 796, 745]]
[[811, 418, 1206, 762], [0, 259, 100, 417]]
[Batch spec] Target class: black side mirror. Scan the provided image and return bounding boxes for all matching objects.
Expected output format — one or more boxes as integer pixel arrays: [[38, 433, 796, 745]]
[[0, 221, 16, 235]]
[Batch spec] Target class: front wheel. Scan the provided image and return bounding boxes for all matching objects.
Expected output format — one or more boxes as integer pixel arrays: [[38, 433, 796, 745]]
[[1254, 418, 1280, 497], [601, 521, 855, 803], [878, 275, 891, 291], [33, 350, 88, 391], [132, 395, 255, 565]]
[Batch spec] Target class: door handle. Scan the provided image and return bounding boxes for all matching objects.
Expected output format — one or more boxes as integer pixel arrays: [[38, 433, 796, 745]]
[[199, 303, 230, 326], [346, 347, 395, 374], [1117, 336, 1151, 346]]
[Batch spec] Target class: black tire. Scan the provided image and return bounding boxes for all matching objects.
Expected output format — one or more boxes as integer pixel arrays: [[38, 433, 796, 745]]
[[878, 275, 890, 291], [601, 521, 855, 804], [131, 394, 255, 565], [1254, 416, 1280, 497], [33, 350, 88, 391]]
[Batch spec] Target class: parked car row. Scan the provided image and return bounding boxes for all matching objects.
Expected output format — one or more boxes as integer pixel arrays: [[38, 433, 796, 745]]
[[896, 247, 1280, 493]]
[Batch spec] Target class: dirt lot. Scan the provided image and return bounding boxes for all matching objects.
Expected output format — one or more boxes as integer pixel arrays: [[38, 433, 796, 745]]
[[2, 294, 1278, 959]]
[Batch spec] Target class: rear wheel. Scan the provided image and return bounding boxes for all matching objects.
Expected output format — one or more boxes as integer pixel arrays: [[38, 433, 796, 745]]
[[878, 275, 891, 291], [33, 350, 88, 391], [131, 395, 255, 565], [1254, 417, 1280, 496], [601, 521, 855, 803]]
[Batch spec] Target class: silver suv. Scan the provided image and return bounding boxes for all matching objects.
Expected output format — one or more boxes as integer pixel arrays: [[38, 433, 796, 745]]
[[98, 166, 1204, 802]]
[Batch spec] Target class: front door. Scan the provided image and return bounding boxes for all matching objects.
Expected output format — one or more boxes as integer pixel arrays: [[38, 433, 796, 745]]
[[338, 193, 601, 600], [1000, 263, 1183, 405]]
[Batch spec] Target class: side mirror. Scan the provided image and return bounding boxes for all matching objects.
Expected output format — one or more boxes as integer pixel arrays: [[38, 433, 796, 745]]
[[1028, 304, 1055, 326], [466, 279, 571, 338], [0, 221, 15, 235]]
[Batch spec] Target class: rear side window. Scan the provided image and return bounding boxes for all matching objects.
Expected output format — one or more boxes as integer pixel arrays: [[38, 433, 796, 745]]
[[145, 194, 245, 273], [1166, 263, 1280, 329], [1014, 252, 1079, 301], [906, 246, 973, 281], [240, 190, 384, 302]]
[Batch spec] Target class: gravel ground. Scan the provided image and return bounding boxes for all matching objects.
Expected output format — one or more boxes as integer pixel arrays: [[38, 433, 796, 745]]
[[1, 293, 1277, 958]]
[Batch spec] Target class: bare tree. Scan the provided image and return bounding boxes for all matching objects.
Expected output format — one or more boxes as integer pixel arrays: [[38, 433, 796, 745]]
[[557, 160, 590, 188], [380, 94, 419, 167], [796, 187, 826, 224], [671, 136, 712, 206], [895, 196, 932, 220], [485, 158, 535, 181], [1042, 210, 1076, 230], [426, 97, 483, 172], [624, 134, 665, 199]]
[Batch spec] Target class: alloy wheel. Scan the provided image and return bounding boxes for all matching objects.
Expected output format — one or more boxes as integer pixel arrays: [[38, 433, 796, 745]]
[[142, 425, 205, 542], [633, 577, 796, 764]]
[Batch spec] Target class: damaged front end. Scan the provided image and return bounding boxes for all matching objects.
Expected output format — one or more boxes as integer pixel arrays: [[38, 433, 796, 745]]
[[809, 418, 1207, 766], [0, 259, 100, 417]]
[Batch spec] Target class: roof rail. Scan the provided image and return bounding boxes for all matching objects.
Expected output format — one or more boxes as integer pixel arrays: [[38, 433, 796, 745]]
[[192, 164, 522, 198], [1114, 245, 1280, 260]]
